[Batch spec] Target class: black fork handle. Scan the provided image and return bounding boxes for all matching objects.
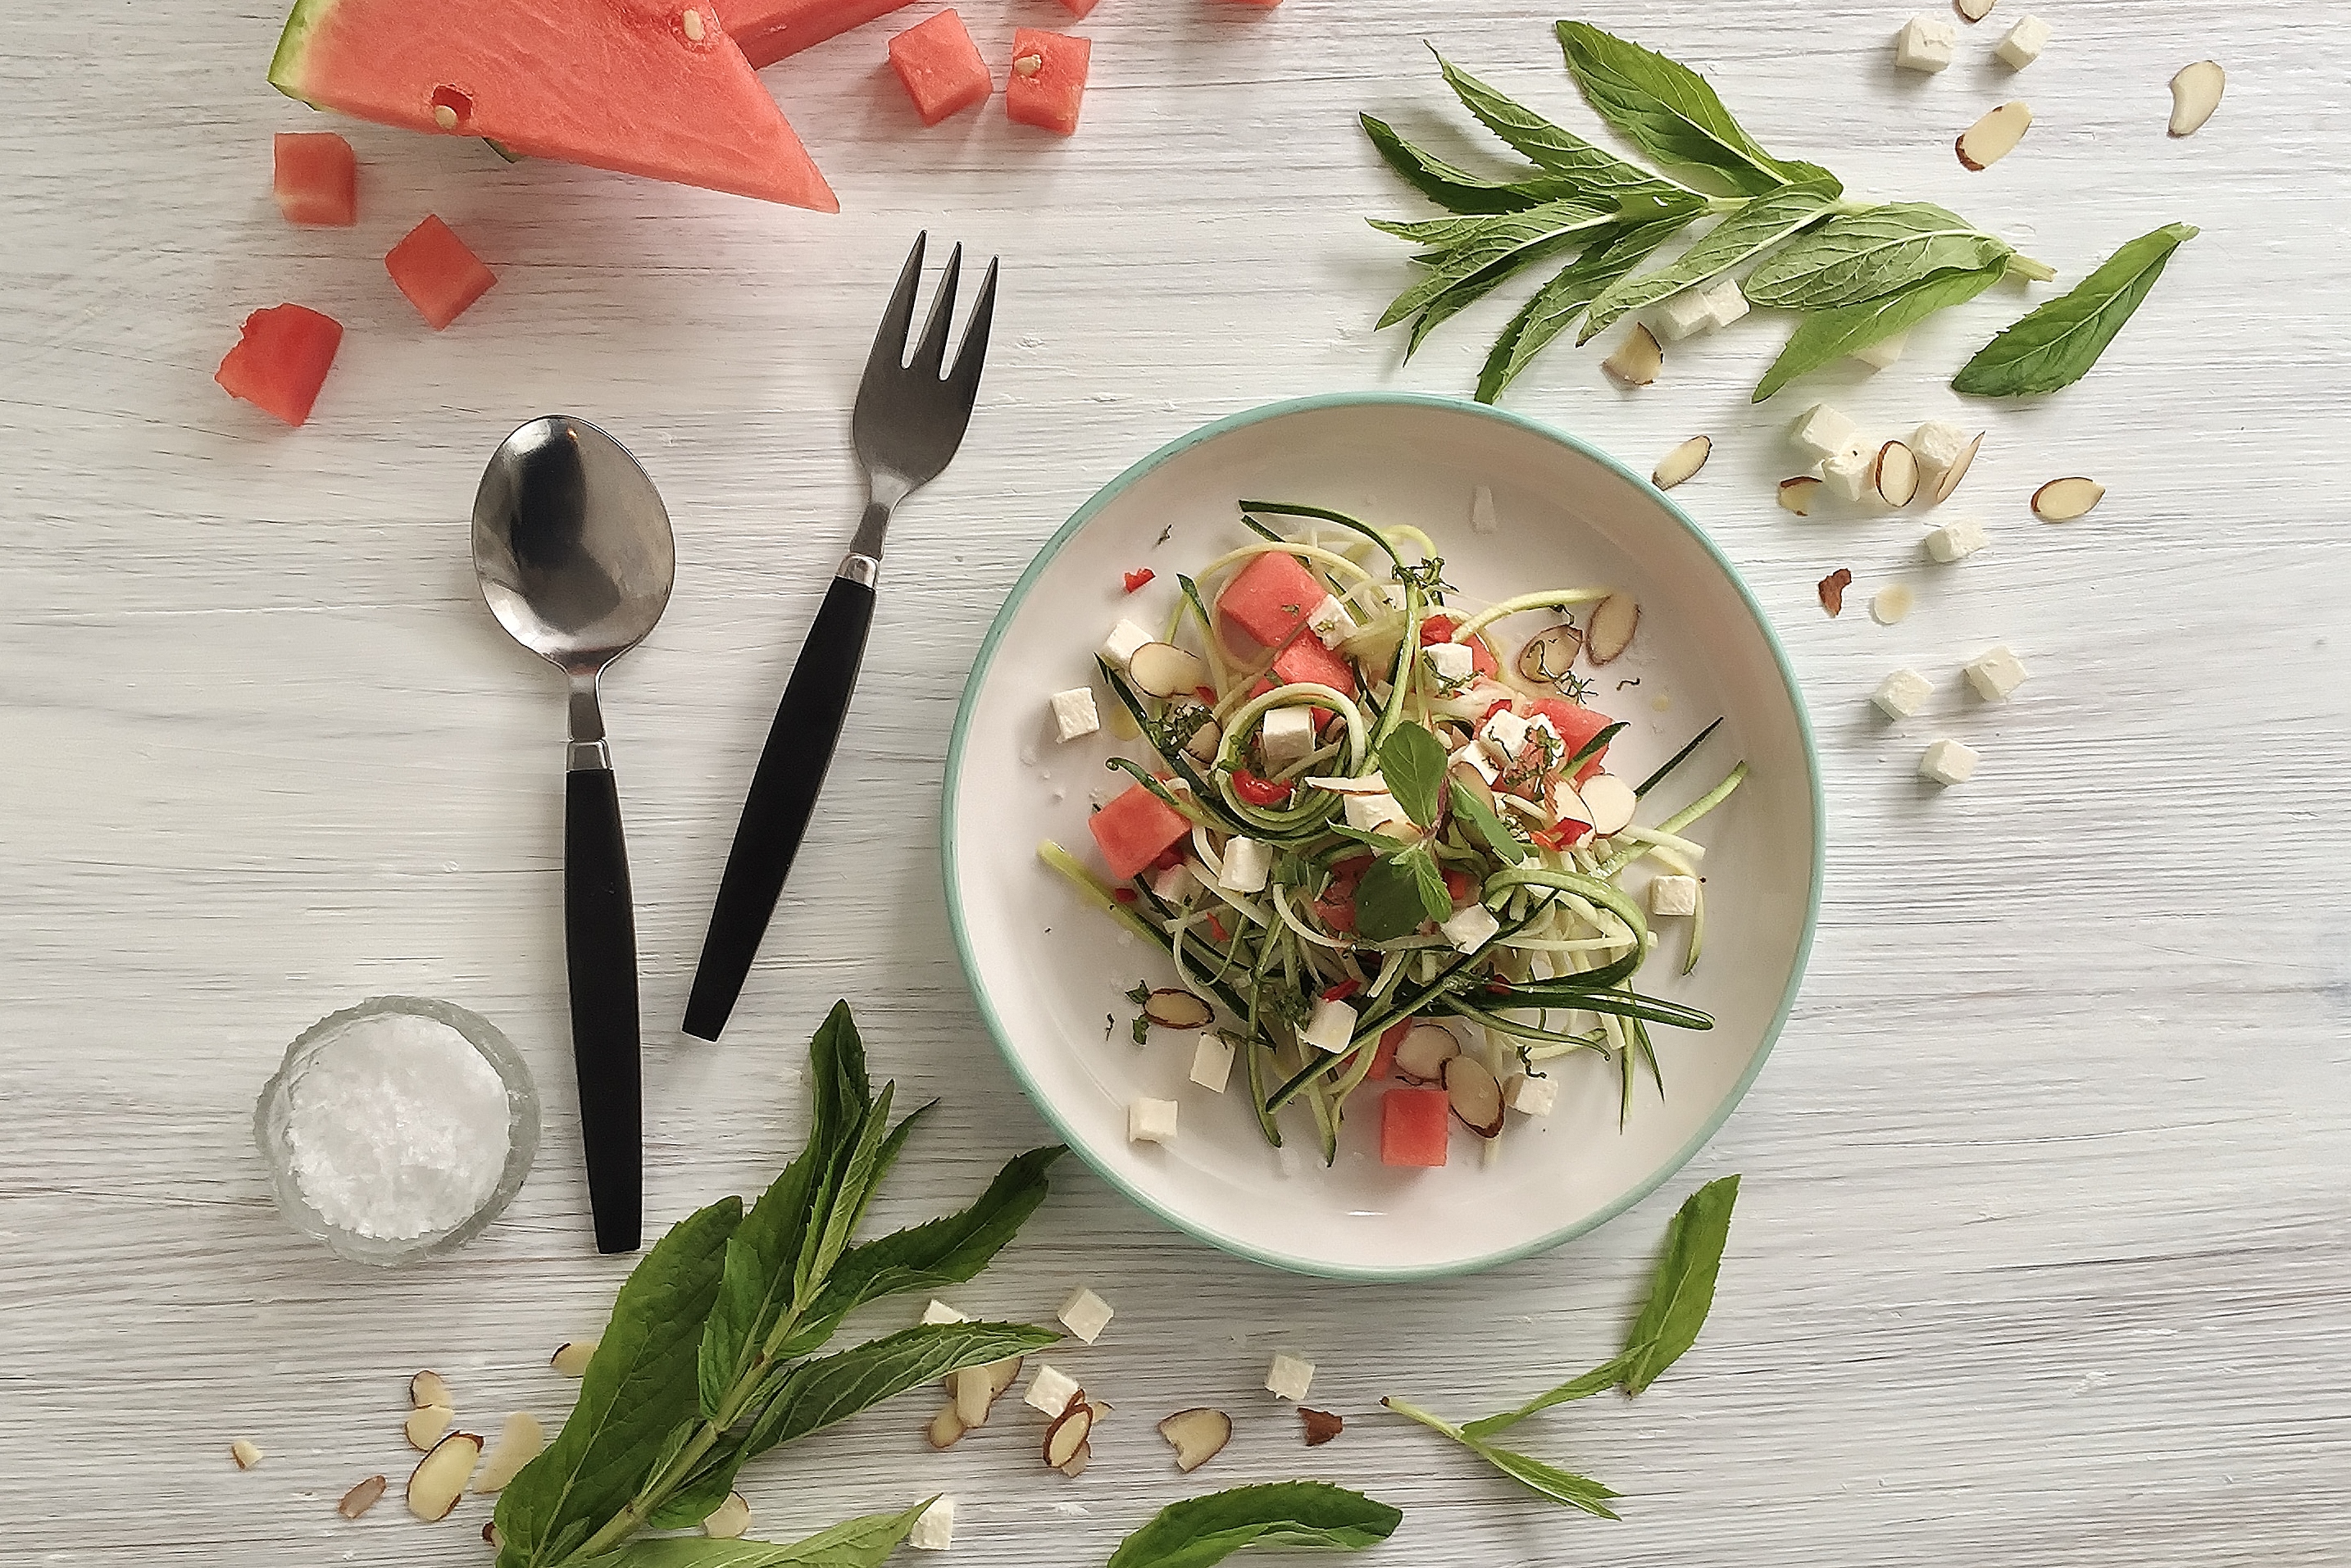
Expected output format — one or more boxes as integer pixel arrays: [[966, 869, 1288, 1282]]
[[683, 566, 877, 1041]]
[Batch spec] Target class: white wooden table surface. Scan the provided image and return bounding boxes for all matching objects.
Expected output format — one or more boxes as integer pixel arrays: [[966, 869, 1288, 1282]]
[[7, 0, 2349, 1562]]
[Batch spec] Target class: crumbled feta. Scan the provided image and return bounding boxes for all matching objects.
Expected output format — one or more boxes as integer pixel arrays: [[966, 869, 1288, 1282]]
[[1299, 996, 1357, 1054], [1048, 686, 1100, 743], [1506, 1072, 1557, 1116], [1911, 420, 1971, 475], [1439, 901, 1500, 953], [921, 1299, 969, 1325], [1962, 644, 2030, 700], [1306, 594, 1353, 650], [1470, 484, 1498, 534], [1872, 667, 1933, 720], [1343, 792, 1409, 834], [1220, 836, 1271, 893], [1057, 1287, 1115, 1345], [1265, 1353, 1316, 1402], [1918, 738, 1980, 786], [1851, 330, 1908, 370], [1424, 642, 1474, 684], [1790, 402, 1860, 462], [1479, 707, 1531, 761], [1453, 743, 1500, 785], [1151, 858, 1198, 904], [1189, 1032, 1235, 1092], [1648, 875, 1699, 916], [1127, 1098, 1179, 1144], [1099, 619, 1153, 668], [1260, 706, 1317, 770], [1994, 13, 2049, 68], [1695, 275, 1748, 329], [909, 1497, 956, 1552], [1024, 1363, 1083, 1416], [1650, 289, 1717, 343], [1894, 15, 1956, 72], [1821, 442, 1877, 502], [1923, 516, 1989, 563]]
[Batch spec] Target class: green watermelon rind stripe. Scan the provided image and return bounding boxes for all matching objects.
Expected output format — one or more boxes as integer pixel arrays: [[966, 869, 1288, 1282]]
[[267, 0, 339, 106]]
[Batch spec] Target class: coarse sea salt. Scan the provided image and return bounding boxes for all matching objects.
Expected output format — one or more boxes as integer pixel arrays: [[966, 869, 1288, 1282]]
[[284, 1011, 511, 1240]]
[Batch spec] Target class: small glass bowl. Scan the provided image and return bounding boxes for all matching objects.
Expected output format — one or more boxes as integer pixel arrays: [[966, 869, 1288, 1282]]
[[254, 996, 539, 1266]]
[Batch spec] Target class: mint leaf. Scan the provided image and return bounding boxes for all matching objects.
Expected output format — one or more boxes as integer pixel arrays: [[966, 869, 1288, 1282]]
[[1953, 221, 2197, 396], [1449, 778, 1529, 865], [1376, 205, 1613, 331], [1408, 847, 1452, 925], [1477, 217, 1689, 402], [698, 1150, 821, 1418], [1554, 21, 1817, 196], [1621, 1174, 1740, 1393], [1352, 848, 1441, 942], [1360, 111, 1591, 214], [570, 1504, 931, 1568], [739, 1322, 1062, 1461], [1105, 1482, 1403, 1568], [1579, 177, 1842, 342], [1753, 262, 2006, 402], [806, 1000, 871, 1169], [1744, 203, 2012, 309], [1465, 1443, 1623, 1518], [1432, 53, 1694, 206], [1376, 723, 1450, 827]]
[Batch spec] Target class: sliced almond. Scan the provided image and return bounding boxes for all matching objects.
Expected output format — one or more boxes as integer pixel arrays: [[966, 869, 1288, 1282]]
[[405, 1404, 456, 1452], [338, 1475, 388, 1520], [1549, 778, 1594, 839], [951, 1366, 993, 1428], [1128, 642, 1207, 699], [2169, 61, 2225, 137], [1044, 1401, 1096, 1470], [550, 1340, 597, 1377], [1058, 1438, 1092, 1478], [409, 1370, 454, 1411], [1874, 441, 1921, 507], [1957, 102, 2032, 170], [1144, 989, 1214, 1029], [1953, 0, 1996, 20], [2031, 476, 2106, 521], [1818, 567, 1853, 617], [926, 1402, 968, 1450], [1928, 431, 1985, 505], [1448, 760, 1498, 816], [1579, 774, 1638, 838], [1184, 716, 1222, 764], [1300, 1407, 1345, 1447], [985, 1355, 1024, 1400], [484, 1523, 501, 1547], [1651, 435, 1711, 491], [703, 1493, 752, 1540], [1515, 624, 1581, 685], [405, 1431, 483, 1523], [1602, 324, 1662, 387], [1584, 593, 1639, 666], [1392, 1023, 1461, 1085], [230, 1439, 265, 1470], [1443, 1054, 1506, 1139], [1301, 774, 1389, 796], [1156, 1407, 1233, 1473], [1777, 476, 1822, 516], [1870, 584, 1916, 626], [470, 1411, 545, 1494]]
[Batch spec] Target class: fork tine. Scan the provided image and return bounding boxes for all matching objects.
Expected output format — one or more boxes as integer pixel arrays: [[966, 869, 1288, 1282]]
[[945, 254, 999, 408], [907, 243, 963, 378], [863, 232, 927, 386]]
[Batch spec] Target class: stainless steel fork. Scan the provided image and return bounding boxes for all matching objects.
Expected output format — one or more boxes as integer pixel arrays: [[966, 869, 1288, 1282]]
[[684, 234, 998, 1041]]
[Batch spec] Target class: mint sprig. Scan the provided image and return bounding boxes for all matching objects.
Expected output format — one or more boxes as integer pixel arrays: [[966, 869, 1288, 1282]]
[[1103, 1482, 1403, 1568]]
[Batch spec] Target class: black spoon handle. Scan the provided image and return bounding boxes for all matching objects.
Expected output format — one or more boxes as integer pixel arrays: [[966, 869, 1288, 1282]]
[[565, 764, 642, 1254]]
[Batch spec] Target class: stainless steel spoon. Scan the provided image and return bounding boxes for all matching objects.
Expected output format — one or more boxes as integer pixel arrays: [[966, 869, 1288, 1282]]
[[472, 415, 675, 1255]]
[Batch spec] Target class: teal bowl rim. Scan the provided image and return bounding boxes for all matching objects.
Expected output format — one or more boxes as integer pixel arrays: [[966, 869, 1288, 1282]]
[[939, 390, 1824, 1282]]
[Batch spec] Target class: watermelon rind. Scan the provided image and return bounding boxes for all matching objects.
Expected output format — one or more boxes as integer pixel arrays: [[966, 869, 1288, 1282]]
[[267, 0, 338, 106]]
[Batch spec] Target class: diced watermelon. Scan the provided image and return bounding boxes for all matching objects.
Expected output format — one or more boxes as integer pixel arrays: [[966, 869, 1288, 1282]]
[[1367, 1018, 1411, 1080], [384, 215, 496, 330], [272, 131, 357, 225], [1217, 551, 1326, 648], [1006, 28, 1089, 135], [1380, 1086, 1451, 1167], [216, 303, 343, 427], [1056, 0, 1099, 14], [726, 0, 920, 67], [1527, 698, 1613, 781], [1089, 783, 1192, 883], [887, 9, 990, 125], [267, 0, 837, 211], [1272, 634, 1357, 698]]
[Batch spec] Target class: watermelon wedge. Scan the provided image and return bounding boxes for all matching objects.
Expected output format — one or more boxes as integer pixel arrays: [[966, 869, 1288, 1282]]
[[728, 0, 921, 68], [267, 0, 838, 211]]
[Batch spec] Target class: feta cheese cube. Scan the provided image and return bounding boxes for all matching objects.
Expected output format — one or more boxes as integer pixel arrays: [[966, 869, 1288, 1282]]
[[1894, 15, 1956, 72], [1650, 289, 1716, 343], [1911, 419, 1971, 475], [1048, 686, 1100, 743], [1923, 516, 1989, 563], [1994, 13, 2049, 68], [1479, 707, 1531, 761], [1127, 1097, 1179, 1144], [1024, 1363, 1082, 1416], [1343, 792, 1408, 834], [1189, 1032, 1235, 1092], [1851, 330, 1908, 370], [1151, 858, 1198, 904], [1260, 706, 1317, 770], [1266, 1353, 1316, 1402], [1299, 996, 1357, 1054], [1470, 483, 1498, 534], [1962, 644, 2030, 700], [909, 1497, 956, 1552], [1790, 402, 1861, 461], [1100, 618, 1153, 669], [1439, 901, 1500, 953], [1219, 836, 1271, 893], [1918, 738, 1980, 787], [1821, 442, 1877, 502], [1057, 1287, 1115, 1345], [1306, 594, 1353, 649], [1695, 275, 1748, 329], [1648, 875, 1700, 916], [921, 1298, 969, 1325], [1453, 743, 1500, 785], [1505, 1072, 1557, 1116], [1424, 642, 1474, 684], [1873, 668, 1933, 720]]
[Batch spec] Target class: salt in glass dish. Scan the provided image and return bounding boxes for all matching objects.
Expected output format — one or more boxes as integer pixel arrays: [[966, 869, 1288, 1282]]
[[254, 995, 539, 1266]]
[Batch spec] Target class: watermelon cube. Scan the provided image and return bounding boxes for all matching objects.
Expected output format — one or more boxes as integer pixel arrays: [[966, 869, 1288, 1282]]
[[385, 216, 497, 330], [1056, 0, 1099, 14], [216, 303, 343, 428], [728, 0, 921, 67], [1217, 551, 1326, 648], [1006, 28, 1089, 135], [1089, 782, 1192, 883], [272, 132, 357, 225], [1272, 633, 1357, 698], [888, 10, 991, 125], [1380, 1086, 1451, 1167]]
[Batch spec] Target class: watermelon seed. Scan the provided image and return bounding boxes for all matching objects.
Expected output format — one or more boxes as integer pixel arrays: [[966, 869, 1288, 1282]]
[[429, 85, 473, 132], [433, 105, 458, 130], [682, 7, 706, 41], [1013, 52, 1044, 76]]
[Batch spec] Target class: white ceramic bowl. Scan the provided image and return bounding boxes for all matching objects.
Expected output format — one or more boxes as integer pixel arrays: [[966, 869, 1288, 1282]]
[[944, 394, 1821, 1279]]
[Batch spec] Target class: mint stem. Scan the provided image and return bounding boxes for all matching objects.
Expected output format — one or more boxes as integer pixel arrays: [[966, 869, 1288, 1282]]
[[2006, 253, 2058, 283]]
